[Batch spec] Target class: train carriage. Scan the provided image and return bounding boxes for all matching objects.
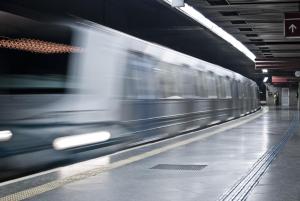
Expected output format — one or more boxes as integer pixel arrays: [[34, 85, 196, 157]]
[[0, 12, 260, 170]]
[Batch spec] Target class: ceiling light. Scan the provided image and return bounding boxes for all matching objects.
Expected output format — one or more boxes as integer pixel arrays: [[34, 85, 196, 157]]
[[262, 69, 268, 73], [171, 0, 184, 7], [163, 0, 256, 61], [263, 77, 268, 83]]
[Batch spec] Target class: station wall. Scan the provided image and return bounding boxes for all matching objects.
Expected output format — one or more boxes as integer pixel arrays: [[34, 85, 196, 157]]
[[265, 84, 298, 107]]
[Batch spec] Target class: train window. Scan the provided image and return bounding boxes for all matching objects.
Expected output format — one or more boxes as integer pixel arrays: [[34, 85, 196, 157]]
[[181, 65, 196, 98], [156, 62, 179, 98], [251, 86, 255, 100], [238, 82, 243, 99], [245, 83, 250, 98], [241, 85, 245, 99], [217, 76, 226, 98], [191, 69, 198, 98], [244, 84, 249, 98], [0, 24, 77, 94], [225, 78, 232, 98], [256, 87, 260, 100], [255, 87, 258, 99], [196, 71, 208, 98], [124, 51, 158, 99], [233, 80, 238, 98], [207, 72, 217, 98]]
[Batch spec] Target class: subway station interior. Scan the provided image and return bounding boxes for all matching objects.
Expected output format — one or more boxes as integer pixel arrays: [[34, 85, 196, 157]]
[[0, 0, 300, 200]]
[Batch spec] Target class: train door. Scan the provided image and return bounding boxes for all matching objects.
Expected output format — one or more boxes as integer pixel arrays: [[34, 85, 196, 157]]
[[243, 84, 247, 113], [180, 66, 198, 131], [207, 72, 218, 123], [216, 76, 227, 121], [122, 51, 159, 136], [224, 77, 234, 118], [195, 70, 210, 127], [251, 85, 256, 111], [156, 62, 185, 135], [237, 81, 243, 116], [241, 84, 246, 115]]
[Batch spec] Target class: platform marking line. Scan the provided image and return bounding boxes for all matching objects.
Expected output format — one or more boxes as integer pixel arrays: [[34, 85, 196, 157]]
[[0, 108, 267, 201], [218, 111, 299, 201]]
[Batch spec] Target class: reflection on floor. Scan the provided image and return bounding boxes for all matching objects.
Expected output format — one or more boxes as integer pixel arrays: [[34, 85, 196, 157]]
[[0, 107, 299, 201]]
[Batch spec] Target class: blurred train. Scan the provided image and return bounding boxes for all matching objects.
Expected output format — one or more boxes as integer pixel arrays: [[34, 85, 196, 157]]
[[0, 12, 260, 171]]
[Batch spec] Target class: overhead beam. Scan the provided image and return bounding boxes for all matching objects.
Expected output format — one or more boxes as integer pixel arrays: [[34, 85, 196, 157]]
[[196, 3, 299, 11], [255, 58, 300, 69], [272, 76, 300, 83]]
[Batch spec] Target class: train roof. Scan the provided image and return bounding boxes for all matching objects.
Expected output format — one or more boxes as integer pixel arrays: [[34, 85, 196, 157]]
[[66, 19, 257, 86]]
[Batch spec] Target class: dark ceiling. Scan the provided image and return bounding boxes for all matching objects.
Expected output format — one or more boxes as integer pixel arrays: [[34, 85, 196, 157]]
[[1, 0, 299, 86]]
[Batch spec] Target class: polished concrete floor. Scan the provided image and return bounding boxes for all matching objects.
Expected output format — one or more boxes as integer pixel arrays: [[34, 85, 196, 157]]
[[0, 107, 299, 201], [247, 111, 300, 201]]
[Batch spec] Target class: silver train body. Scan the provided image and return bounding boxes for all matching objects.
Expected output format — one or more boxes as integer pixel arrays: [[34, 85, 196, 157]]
[[0, 15, 260, 168]]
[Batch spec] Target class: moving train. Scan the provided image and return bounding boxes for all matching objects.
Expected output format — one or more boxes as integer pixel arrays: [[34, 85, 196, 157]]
[[0, 12, 260, 171]]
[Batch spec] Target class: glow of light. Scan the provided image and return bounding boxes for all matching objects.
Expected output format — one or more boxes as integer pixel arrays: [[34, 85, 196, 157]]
[[162, 0, 256, 62], [53, 131, 111, 150], [0, 38, 83, 54], [263, 77, 268, 83], [58, 156, 110, 178], [0, 130, 13, 141], [262, 69, 268, 73], [261, 116, 269, 152]]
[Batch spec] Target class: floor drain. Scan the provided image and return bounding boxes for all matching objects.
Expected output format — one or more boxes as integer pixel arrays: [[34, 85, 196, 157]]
[[151, 164, 207, 171]]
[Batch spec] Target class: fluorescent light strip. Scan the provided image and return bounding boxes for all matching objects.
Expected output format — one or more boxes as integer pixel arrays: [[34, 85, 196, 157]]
[[163, 1, 256, 62], [53, 131, 111, 150], [262, 69, 268, 73]]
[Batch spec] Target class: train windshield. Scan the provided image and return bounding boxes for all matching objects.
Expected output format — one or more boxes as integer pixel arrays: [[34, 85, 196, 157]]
[[0, 20, 80, 94]]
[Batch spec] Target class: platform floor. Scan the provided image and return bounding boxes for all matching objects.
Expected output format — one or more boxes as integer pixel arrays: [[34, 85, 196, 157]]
[[0, 107, 299, 201]]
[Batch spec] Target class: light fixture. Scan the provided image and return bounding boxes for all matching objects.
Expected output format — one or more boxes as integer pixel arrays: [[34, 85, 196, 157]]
[[0, 38, 83, 54], [263, 77, 268, 83], [53, 131, 111, 150], [162, 0, 256, 62], [262, 69, 268, 73], [171, 0, 184, 7], [0, 130, 13, 141]]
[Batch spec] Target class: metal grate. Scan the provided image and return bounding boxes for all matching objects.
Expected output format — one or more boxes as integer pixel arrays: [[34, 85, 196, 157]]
[[250, 39, 264, 42], [207, 0, 229, 6], [220, 11, 239, 16], [231, 20, 247, 24], [239, 28, 253, 32], [246, 34, 258, 37], [259, 47, 269, 50], [151, 164, 207, 171]]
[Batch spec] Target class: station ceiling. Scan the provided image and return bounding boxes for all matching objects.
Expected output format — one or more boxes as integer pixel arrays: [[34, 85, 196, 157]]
[[188, 0, 300, 58], [2, 0, 300, 85]]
